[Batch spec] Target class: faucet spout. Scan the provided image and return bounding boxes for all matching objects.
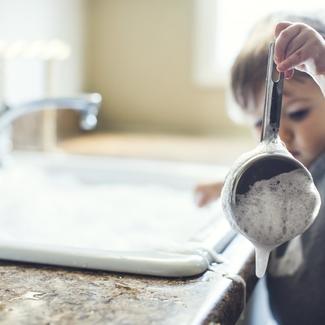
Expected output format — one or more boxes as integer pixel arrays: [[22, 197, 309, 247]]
[[0, 93, 102, 131]]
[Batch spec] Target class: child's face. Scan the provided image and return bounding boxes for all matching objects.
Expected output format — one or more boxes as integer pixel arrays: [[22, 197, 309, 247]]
[[249, 77, 325, 168]]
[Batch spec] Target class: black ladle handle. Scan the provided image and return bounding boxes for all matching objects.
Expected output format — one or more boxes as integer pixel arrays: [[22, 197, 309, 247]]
[[261, 42, 284, 142]]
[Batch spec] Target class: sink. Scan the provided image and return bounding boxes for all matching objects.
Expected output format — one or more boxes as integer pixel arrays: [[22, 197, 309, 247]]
[[0, 151, 234, 277]]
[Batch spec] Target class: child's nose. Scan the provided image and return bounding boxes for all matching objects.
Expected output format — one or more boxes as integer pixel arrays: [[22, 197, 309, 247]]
[[279, 121, 294, 144]]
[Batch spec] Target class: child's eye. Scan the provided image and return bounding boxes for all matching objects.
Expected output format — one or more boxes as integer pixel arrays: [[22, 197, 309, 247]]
[[287, 108, 310, 121]]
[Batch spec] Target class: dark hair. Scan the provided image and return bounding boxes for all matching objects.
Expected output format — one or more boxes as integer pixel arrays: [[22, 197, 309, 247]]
[[231, 12, 325, 110]]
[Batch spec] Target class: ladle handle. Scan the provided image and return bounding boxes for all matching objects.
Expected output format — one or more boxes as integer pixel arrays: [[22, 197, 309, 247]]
[[261, 42, 284, 142]]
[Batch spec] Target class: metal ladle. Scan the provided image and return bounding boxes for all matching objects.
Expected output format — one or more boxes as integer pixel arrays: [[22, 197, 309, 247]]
[[231, 41, 309, 203], [220, 42, 319, 278]]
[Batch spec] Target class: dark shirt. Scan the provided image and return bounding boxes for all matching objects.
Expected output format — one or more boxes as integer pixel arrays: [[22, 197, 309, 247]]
[[266, 152, 325, 325]]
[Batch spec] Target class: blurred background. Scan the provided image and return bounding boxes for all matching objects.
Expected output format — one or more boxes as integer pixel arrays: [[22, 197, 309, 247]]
[[0, 0, 322, 165], [0, 2, 324, 324]]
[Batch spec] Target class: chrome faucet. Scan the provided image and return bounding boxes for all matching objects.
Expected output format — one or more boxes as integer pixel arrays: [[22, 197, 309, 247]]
[[0, 93, 102, 131], [0, 93, 102, 161]]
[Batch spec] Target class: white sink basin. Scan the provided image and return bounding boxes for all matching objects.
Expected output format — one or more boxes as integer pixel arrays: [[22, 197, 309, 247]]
[[0, 151, 234, 277]]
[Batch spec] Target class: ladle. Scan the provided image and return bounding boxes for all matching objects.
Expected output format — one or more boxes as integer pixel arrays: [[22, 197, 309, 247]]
[[221, 42, 319, 277], [231, 41, 307, 202]]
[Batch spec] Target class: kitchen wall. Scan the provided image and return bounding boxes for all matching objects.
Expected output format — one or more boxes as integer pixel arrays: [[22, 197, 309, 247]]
[[85, 0, 245, 136], [0, 0, 87, 149], [0, 0, 248, 144], [0, 0, 87, 97]]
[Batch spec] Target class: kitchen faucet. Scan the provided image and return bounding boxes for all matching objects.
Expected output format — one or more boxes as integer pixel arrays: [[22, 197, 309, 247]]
[[0, 93, 102, 159], [0, 93, 102, 131]]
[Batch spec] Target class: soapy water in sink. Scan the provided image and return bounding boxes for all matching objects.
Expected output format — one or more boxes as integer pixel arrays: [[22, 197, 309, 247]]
[[0, 165, 223, 252]]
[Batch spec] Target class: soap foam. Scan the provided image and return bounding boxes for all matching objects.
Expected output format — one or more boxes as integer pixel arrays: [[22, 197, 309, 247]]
[[221, 140, 321, 278], [0, 165, 221, 251], [234, 169, 320, 277], [234, 169, 318, 247]]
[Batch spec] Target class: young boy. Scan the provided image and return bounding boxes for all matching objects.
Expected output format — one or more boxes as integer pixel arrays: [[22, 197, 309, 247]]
[[195, 13, 325, 325]]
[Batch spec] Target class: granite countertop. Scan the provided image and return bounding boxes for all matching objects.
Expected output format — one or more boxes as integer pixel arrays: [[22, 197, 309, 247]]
[[0, 236, 256, 325]]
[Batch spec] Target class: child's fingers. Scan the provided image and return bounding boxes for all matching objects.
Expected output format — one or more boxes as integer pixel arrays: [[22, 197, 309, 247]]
[[284, 31, 307, 58], [194, 186, 208, 207], [194, 191, 212, 207], [274, 22, 292, 63], [274, 21, 292, 38], [194, 183, 222, 207], [284, 69, 294, 79], [197, 195, 209, 207], [279, 34, 306, 76], [274, 23, 302, 63], [277, 45, 308, 72]]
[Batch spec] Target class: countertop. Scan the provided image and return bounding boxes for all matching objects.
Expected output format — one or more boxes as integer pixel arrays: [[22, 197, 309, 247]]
[[57, 132, 255, 165], [0, 236, 256, 325]]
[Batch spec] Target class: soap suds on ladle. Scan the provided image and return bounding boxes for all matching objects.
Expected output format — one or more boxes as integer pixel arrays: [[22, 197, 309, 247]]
[[231, 168, 320, 277]]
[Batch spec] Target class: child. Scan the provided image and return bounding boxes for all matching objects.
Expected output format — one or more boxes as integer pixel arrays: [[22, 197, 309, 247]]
[[195, 13, 325, 325]]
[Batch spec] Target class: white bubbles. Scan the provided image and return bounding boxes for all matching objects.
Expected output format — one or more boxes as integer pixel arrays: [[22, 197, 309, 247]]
[[232, 169, 320, 277], [234, 169, 319, 247], [221, 140, 321, 278]]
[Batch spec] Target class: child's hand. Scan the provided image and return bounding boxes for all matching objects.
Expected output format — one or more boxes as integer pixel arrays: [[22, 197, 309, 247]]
[[274, 22, 325, 79], [194, 181, 223, 207]]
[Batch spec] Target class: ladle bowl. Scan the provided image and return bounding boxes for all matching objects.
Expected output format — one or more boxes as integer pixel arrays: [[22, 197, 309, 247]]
[[222, 139, 312, 230], [233, 153, 304, 198]]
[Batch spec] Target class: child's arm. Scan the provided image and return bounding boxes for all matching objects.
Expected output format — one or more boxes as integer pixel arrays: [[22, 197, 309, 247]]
[[194, 181, 224, 207], [274, 22, 325, 96]]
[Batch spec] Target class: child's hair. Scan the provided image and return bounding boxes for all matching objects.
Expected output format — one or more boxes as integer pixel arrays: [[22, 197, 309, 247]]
[[231, 12, 325, 111]]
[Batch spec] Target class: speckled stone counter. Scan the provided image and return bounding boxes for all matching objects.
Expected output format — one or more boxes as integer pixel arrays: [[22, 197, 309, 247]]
[[0, 236, 257, 325]]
